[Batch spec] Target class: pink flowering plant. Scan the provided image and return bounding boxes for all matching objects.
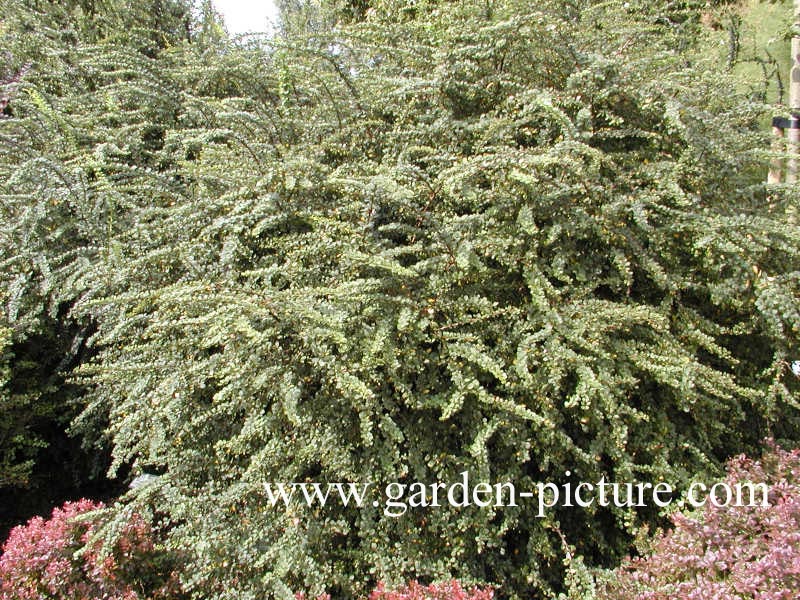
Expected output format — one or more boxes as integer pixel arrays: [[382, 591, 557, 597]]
[[602, 443, 800, 600], [0, 499, 182, 600]]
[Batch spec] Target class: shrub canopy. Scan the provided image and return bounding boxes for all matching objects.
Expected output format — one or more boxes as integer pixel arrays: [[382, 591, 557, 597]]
[[1, 0, 800, 598]]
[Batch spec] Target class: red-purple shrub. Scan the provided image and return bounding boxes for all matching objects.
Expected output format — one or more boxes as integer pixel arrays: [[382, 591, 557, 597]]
[[0, 499, 182, 600], [368, 580, 493, 600], [295, 580, 493, 600], [602, 442, 800, 600]]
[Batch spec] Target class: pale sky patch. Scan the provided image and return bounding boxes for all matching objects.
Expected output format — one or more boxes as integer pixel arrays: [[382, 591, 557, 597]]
[[212, 0, 280, 35]]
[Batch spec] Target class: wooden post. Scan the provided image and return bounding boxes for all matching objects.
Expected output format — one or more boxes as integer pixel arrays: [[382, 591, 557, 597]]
[[790, 0, 800, 183], [789, 117, 799, 184], [769, 120, 784, 184], [793, 0, 800, 110]]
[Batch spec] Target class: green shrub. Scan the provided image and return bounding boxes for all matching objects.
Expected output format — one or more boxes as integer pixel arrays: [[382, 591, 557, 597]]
[[2, 0, 799, 598]]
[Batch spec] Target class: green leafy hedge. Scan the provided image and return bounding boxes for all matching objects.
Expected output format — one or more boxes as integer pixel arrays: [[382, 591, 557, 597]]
[[2, 0, 799, 598]]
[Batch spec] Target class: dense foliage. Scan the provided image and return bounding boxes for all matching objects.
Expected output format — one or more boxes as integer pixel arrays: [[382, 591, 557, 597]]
[[2, 0, 800, 598], [601, 444, 800, 600], [0, 0, 194, 539], [0, 499, 181, 599]]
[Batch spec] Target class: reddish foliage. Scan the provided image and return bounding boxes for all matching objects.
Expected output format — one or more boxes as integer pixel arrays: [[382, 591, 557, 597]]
[[603, 442, 800, 600], [0, 63, 29, 116], [295, 580, 493, 600], [0, 499, 182, 600], [368, 580, 493, 600]]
